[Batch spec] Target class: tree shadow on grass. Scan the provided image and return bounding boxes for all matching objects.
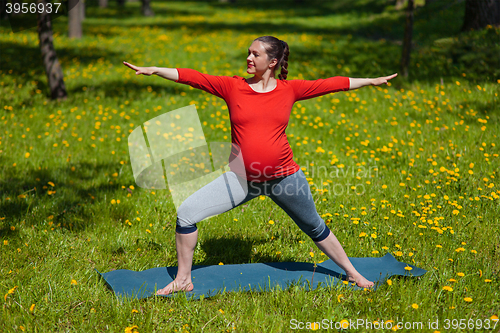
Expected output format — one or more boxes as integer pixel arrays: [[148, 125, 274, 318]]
[[0, 161, 135, 235], [85, 0, 393, 20], [0, 41, 123, 82], [121, 11, 405, 42], [455, 99, 499, 125], [84, 0, 218, 20], [212, 0, 393, 17]]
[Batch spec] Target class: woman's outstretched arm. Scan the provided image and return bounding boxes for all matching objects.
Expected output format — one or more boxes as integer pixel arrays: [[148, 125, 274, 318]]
[[123, 61, 179, 81], [349, 73, 397, 90]]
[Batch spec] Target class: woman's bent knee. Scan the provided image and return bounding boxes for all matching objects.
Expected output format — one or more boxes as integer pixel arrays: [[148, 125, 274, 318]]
[[176, 202, 198, 233], [310, 226, 330, 242], [175, 223, 197, 234]]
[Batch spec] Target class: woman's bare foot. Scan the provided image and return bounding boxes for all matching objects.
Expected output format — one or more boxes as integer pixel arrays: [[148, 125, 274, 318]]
[[156, 278, 193, 295], [346, 271, 374, 289]]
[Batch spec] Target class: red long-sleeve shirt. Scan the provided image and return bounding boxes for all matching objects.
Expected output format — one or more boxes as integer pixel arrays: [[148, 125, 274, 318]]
[[176, 68, 350, 182]]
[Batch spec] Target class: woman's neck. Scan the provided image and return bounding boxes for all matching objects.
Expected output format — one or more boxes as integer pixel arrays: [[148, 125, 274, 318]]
[[247, 72, 277, 93]]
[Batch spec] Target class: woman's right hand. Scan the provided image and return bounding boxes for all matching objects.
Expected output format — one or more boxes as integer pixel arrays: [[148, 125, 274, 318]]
[[123, 61, 156, 76]]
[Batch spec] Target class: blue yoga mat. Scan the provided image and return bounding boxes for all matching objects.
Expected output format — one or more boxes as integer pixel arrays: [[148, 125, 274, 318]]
[[98, 253, 426, 300]]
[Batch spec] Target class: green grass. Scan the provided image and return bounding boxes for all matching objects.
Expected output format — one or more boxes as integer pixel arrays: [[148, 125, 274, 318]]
[[1, 0, 499, 332]]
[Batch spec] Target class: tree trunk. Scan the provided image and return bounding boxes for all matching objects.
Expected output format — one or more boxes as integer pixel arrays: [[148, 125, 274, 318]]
[[400, 0, 414, 78], [141, 0, 154, 16], [99, 0, 108, 8], [68, 0, 82, 38], [80, 0, 85, 21], [117, 0, 126, 7], [1, 0, 11, 19], [37, 0, 67, 100], [462, 0, 500, 31]]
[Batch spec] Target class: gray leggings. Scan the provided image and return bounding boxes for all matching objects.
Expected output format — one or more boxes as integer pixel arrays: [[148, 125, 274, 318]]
[[175, 169, 331, 242]]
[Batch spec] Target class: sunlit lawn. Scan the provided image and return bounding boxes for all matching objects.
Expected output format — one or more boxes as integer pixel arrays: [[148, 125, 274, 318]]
[[1, 0, 499, 332]]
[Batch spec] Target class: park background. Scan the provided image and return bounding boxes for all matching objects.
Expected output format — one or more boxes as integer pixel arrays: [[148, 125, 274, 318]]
[[1, 0, 499, 331]]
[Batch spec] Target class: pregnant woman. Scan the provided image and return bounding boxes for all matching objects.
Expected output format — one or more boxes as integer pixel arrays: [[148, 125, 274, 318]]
[[123, 35, 397, 295]]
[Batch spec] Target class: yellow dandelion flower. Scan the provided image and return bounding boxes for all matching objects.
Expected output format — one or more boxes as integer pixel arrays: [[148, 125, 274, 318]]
[[25, 152, 30, 158], [218, 309, 224, 314], [337, 294, 344, 302], [359, 232, 367, 237], [339, 319, 349, 329], [71, 279, 77, 285], [387, 279, 392, 286], [268, 220, 274, 225], [464, 297, 472, 302], [457, 272, 465, 277], [442, 286, 453, 291], [131, 309, 139, 314], [412, 303, 419, 309], [309, 252, 314, 258], [4, 286, 17, 301], [404, 266, 413, 271], [310, 322, 320, 330], [30, 304, 35, 312], [124, 325, 139, 333], [218, 262, 224, 265], [491, 315, 498, 320]]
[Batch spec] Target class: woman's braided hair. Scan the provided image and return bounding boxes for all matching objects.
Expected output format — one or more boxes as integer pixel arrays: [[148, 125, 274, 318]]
[[254, 36, 289, 80]]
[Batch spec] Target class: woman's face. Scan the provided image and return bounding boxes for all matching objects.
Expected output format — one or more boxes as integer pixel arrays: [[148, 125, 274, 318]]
[[246, 41, 277, 75]]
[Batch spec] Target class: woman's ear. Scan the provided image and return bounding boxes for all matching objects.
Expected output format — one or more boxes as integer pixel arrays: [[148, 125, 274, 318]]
[[269, 58, 278, 69]]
